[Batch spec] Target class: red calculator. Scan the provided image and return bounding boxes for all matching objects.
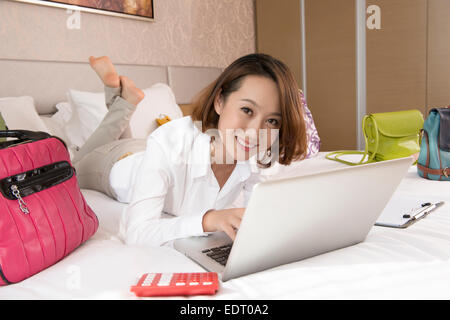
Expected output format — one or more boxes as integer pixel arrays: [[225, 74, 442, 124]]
[[130, 272, 219, 297]]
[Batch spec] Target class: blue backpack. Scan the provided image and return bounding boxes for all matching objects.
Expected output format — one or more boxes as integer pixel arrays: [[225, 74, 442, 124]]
[[417, 107, 450, 181]]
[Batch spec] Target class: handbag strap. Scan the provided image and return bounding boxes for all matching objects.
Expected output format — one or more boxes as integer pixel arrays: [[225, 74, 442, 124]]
[[0, 130, 51, 141], [0, 130, 66, 151], [325, 115, 379, 165], [325, 150, 368, 166]]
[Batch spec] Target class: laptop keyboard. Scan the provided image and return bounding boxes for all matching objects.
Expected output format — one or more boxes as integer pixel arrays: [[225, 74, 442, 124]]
[[202, 244, 232, 266]]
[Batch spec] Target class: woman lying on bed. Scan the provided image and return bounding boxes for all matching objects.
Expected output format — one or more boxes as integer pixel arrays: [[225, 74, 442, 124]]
[[73, 53, 320, 246]]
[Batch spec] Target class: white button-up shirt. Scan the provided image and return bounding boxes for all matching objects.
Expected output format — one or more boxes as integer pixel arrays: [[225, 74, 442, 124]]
[[112, 116, 261, 247]]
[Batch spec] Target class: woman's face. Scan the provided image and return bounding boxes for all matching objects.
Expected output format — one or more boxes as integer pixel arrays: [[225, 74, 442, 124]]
[[213, 75, 281, 163]]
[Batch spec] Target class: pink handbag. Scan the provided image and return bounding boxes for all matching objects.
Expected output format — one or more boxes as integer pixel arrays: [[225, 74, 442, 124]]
[[0, 130, 98, 284]]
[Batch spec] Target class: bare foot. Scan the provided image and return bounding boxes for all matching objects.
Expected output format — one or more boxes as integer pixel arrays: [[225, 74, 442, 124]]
[[89, 56, 120, 88], [120, 76, 145, 106]]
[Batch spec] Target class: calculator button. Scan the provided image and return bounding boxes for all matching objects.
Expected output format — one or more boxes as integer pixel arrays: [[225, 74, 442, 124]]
[[157, 273, 172, 286], [131, 272, 219, 297], [142, 274, 156, 286]]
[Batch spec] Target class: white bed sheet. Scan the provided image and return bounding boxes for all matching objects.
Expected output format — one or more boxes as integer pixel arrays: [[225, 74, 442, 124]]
[[1, 153, 450, 300]]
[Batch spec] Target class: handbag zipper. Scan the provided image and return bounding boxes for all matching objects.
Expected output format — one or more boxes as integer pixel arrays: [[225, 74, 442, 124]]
[[8, 165, 72, 191], [3, 163, 74, 214], [11, 184, 29, 214]]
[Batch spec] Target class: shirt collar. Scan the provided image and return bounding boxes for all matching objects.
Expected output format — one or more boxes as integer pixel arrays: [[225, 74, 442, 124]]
[[190, 130, 253, 182], [235, 160, 252, 182]]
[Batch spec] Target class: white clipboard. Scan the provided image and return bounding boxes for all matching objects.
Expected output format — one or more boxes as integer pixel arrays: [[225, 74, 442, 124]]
[[375, 194, 445, 229]]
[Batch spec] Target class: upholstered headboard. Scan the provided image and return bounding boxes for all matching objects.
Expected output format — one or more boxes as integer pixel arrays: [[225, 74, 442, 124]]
[[0, 58, 222, 115]]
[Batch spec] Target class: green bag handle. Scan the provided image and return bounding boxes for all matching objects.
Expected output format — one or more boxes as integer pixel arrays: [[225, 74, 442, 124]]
[[325, 115, 379, 166]]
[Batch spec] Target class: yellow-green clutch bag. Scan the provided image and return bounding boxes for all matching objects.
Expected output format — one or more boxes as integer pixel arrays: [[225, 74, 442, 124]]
[[326, 109, 424, 166]]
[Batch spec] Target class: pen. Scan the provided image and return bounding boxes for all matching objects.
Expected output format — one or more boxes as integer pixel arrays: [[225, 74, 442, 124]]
[[411, 201, 445, 220], [403, 202, 433, 219]]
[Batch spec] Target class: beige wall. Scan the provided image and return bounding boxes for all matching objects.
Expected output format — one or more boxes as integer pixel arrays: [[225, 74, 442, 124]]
[[255, 0, 303, 89], [366, 0, 427, 115], [305, 0, 357, 151], [256, 0, 357, 151], [256, 0, 450, 151], [0, 0, 256, 68], [427, 0, 450, 111]]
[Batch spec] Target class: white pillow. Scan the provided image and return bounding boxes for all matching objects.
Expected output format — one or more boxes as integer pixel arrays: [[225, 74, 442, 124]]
[[121, 83, 184, 139], [65, 89, 108, 148], [37, 102, 73, 146], [53, 102, 73, 124], [65, 83, 183, 148], [0, 96, 49, 132]]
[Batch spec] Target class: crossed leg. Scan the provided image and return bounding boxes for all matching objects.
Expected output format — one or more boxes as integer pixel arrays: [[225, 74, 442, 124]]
[[72, 56, 145, 164], [72, 56, 149, 198], [89, 56, 145, 107]]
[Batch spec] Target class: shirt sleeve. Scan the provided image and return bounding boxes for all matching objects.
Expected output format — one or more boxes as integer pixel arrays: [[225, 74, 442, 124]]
[[119, 136, 208, 247]]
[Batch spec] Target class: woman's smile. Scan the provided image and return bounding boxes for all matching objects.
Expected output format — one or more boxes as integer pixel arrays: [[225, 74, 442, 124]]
[[235, 135, 259, 152]]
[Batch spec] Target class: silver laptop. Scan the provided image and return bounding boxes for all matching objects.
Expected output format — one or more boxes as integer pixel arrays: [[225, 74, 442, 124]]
[[174, 156, 413, 281]]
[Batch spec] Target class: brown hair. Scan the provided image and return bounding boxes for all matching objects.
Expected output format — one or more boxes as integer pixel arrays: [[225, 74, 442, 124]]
[[191, 53, 307, 167]]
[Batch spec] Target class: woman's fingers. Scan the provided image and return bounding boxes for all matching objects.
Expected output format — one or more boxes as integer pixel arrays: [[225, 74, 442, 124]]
[[229, 215, 242, 231], [222, 212, 243, 241], [204, 207, 246, 240], [223, 224, 237, 241]]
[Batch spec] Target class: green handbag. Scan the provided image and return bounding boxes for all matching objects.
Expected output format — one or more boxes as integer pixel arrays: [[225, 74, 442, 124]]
[[326, 109, 424, 166]]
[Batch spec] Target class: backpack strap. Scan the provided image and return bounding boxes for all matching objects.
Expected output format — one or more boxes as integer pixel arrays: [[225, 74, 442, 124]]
[[419, 128, 449, 179], [434, 108, 450, 152], [421, 129, 431, 179], [417, 164, 449, 178], [425, 108, 450, 180]]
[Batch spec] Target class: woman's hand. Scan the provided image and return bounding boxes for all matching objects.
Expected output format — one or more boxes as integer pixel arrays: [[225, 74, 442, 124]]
[[202, 208, 245, 241]]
